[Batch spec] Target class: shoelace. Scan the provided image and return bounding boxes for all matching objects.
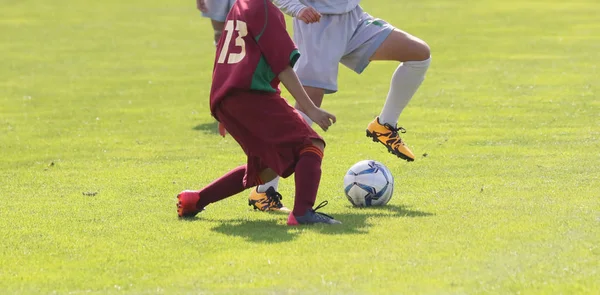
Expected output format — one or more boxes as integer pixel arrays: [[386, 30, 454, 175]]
[[384, 124, 407, 144], [312, 201, 335, 220], [265, 191, 284, 208]]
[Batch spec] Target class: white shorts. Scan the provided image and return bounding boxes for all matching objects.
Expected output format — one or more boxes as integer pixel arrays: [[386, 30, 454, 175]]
[[200, 0, 236, 22], [293, 6, 394, 93]]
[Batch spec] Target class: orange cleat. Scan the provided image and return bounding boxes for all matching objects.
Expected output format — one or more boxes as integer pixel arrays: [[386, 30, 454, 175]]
[[248, 187, 290, 213], [366, 117, 415, 162]]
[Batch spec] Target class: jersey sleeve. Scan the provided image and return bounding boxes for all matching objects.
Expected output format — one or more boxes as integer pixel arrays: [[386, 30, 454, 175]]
[[272, 0, 307, 17], [248, 0, 300, 76]]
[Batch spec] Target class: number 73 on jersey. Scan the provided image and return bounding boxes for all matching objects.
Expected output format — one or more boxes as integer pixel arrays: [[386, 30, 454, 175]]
[[217, 20, 248, 64]]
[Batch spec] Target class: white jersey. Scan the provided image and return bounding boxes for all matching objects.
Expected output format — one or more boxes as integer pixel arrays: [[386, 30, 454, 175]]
[[274, 0, 360, 16]]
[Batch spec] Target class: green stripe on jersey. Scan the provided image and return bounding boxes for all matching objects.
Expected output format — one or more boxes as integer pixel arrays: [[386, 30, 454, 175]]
[[250, 55, 276, 93], [250, 50, 302, 93], [290, 49, 300, 68]]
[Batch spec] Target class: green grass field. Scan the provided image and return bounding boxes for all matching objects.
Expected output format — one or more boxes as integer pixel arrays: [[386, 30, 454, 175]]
[[1, 0, 599, 294]]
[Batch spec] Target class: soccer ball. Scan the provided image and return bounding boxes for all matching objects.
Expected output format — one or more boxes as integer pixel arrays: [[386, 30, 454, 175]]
[[343, 160, 394, 207]]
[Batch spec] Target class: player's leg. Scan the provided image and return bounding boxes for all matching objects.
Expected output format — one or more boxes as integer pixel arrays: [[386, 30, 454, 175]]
[[288, 138, 340, 225], [224, 93, 339, 224], [201, 0, 233, 134], [211, 18, 227, 136], [216, 93, 296, 213], [178, 92, 299, 217], [370, 29, 431, 129], [248, 139, 327, 220], [248, 167, 290, 212], [248, 154, 289, 212], [341, 9, 431, 161], [292, 139, 324, 215], [177, 165, 248, 217], [254, 14, 347, 195], [177, 166, 281, 217], [366, 29, 430, 161], [210, 20, 225, 45], [200, 0, 234, 45]]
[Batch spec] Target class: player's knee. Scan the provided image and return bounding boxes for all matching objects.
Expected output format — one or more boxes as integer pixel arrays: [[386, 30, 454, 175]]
[[299, 141, 325, 161], [414, 40, 431, 61], [403, 39, 430, 62], [310, 139, 325, 152]]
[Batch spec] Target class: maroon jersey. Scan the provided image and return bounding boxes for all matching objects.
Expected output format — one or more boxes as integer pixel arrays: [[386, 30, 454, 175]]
[[209, 0, 300, 117]]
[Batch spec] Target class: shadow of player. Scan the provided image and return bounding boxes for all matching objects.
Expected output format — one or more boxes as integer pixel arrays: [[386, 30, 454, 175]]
[[204, 204, 433, 243], [192, 121, 219, 134]]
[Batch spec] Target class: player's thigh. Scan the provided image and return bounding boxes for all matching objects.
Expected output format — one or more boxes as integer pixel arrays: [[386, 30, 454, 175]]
[[341, 9, 430, 71], [370, 29, 430, 62], [292, 17, 347, 94], [310, 138, 325, 151], [340, 8, 394, 74], [220, 94, 322, 179], [221, 94, 319, 148], [295, 86, 325, 111]]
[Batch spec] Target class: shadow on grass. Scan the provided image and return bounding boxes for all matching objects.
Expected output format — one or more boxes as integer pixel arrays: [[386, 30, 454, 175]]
[[192, 121, 218, 134], [196, 204, 434, 243], [356, 204, 434, 218]]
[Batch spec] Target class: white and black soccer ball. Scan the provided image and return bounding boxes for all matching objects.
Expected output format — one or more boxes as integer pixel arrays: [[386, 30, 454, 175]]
[[343, 160, 394, 207]]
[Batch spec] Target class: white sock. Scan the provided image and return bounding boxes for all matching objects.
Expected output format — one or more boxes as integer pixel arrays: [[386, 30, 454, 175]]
[[256, 177, 279, 193], [297, 109, 313, 126], [378, 57, 431, 126]]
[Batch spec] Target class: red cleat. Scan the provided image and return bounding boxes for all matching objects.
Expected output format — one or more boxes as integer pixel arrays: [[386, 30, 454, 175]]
[[177, 191, 202, 218]]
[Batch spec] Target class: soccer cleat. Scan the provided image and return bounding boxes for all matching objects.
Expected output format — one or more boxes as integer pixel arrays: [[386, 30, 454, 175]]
[[287, 201, 342, 225], [248, 187, 290, 213], [177, 190, 203, 218], [366, 117, 415, 162]]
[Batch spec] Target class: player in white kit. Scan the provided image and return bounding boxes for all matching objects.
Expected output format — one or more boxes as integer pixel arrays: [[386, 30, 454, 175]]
[[196, 0, 236, 45], [250, 0, 432, 202]]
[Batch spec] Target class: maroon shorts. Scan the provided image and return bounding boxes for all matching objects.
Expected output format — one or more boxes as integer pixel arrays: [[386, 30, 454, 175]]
[[214, 92, 324, 187]]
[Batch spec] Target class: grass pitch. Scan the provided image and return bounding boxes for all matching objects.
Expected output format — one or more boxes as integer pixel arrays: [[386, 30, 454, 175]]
[[1, 0, 599, 294]]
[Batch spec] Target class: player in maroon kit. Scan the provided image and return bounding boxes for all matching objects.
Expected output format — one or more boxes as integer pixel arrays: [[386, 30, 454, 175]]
[[177, 0, 341, 225]]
